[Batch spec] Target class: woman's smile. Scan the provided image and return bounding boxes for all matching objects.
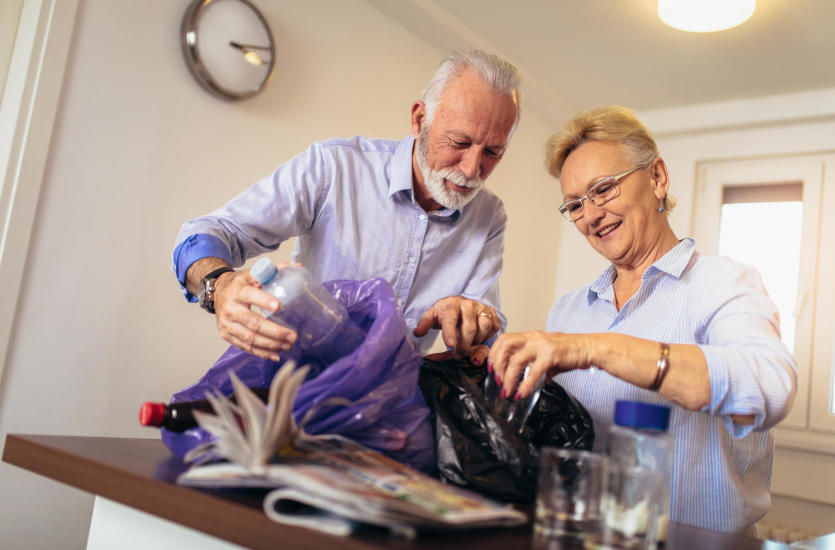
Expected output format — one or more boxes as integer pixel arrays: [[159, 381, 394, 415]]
[[595, 221, 621, 239]]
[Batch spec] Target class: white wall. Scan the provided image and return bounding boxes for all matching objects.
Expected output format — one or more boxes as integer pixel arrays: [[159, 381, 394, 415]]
[[0, 1, 561, 548]]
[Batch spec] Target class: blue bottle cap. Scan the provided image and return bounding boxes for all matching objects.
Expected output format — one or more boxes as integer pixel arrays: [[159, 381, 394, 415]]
[[614, 400, 670, 431], [250, 257, 278, 285]]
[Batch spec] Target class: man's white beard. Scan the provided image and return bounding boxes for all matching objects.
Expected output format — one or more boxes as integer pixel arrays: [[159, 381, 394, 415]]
[[416, 126, 484, 210]]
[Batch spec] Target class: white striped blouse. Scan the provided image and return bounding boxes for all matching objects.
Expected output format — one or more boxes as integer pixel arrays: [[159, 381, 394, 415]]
[[547, 237, 797, 533]]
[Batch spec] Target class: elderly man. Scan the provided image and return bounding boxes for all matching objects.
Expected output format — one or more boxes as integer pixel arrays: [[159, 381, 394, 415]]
[[172, 50, 521, 363]]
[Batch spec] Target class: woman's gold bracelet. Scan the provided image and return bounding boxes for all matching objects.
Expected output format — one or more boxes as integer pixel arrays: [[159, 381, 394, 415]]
[[650, 342, 670, 391]]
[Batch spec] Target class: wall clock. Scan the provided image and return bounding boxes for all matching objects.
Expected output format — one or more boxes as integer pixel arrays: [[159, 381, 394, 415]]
[[181, 0, 276, 100]]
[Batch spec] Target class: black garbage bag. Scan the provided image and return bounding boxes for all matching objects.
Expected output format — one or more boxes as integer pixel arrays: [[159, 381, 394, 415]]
[[418, 357, 595, 503]]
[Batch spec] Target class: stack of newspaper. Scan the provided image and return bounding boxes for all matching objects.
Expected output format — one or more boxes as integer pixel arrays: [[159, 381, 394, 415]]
[[177, 363, 527, 537]]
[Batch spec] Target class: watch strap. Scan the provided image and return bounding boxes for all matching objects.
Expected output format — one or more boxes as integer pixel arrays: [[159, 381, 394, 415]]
[[199, 266, 235, 314]]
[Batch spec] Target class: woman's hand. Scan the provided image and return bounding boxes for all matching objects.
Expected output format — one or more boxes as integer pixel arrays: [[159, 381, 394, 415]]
[[487, 331, 592, 399]]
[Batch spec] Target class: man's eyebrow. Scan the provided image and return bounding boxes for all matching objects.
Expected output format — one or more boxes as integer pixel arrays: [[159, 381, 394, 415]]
[[441, 132, 470, 145], [443, 129, 468, 139], [444, 130, 507, 151]]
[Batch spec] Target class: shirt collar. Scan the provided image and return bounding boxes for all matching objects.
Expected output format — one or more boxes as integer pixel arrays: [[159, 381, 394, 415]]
[[388, 135, 461, 221], [587, 237, 696, 302], [388, 135, 415, 198], [646, 237, 695, 279]]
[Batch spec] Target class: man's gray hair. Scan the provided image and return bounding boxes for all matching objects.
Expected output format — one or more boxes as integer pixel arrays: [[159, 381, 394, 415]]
[[420, 50, 522, 130]]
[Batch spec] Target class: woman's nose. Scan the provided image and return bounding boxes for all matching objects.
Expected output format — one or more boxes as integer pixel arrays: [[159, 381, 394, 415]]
[[581, 198, 606, 222]]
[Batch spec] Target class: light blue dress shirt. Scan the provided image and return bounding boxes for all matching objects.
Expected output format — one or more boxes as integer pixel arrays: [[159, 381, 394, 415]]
[[173, 135, 507, 352], [547, 238, 797, 533]]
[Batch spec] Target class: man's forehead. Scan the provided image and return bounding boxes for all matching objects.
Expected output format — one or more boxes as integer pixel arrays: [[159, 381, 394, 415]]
[[434, 96, 516, 141]]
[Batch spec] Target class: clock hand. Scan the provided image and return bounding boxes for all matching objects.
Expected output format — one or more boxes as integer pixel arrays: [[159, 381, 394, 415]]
[[229, 41, 271, 65]]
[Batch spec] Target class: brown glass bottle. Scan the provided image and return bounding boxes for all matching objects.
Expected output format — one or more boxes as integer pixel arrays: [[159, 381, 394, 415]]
[[139, 388, 270, 432]]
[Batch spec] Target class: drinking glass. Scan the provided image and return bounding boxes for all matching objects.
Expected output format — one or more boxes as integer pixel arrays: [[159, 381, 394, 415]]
[[534, 448, 608, 545]]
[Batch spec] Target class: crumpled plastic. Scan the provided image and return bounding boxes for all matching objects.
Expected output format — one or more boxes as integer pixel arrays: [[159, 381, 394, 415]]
[[162, 278, 436, 473], [418, 357, 595, 503]]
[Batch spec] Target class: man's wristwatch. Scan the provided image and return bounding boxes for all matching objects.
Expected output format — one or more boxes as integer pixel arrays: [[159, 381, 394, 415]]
[[198, 267, 235, 314]]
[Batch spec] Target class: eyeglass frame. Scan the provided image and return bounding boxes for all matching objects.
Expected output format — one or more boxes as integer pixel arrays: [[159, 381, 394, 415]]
[[558, 164, 650, 222]]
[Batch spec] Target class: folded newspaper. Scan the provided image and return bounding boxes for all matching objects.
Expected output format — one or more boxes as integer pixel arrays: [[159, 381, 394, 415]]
[[176, 362, 527, 537]]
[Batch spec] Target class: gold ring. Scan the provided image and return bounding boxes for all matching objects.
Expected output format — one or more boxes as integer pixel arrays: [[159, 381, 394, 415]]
[[477, 310, 492, 319]]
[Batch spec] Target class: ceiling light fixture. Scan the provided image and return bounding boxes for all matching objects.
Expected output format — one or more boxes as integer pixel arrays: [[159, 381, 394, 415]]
[[658, 0, 756, 33]]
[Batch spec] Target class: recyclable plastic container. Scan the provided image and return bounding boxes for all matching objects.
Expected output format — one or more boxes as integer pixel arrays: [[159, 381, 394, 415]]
[[606, 400, 674, 545], [250, 258, 365, 365]]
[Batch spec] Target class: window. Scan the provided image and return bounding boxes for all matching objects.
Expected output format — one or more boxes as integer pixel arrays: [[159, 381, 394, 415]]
[[717, 184, 803, 351], [692, 154, 835, 450]]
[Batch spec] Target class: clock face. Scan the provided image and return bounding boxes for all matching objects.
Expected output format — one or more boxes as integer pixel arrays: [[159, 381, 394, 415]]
[[182, 0, 275, 100]]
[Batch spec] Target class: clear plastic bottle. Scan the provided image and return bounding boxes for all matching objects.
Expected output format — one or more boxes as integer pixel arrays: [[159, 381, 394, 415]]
[[606, 400, 674, 546], [250, 258, 365, 366]]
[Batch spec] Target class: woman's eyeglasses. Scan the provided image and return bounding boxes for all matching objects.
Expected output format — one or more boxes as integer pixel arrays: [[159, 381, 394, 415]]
[[558, 165, 647, 222]]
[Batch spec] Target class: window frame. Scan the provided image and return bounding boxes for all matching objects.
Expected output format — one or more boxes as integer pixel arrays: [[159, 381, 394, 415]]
[[692, 153, 835, 450], [809, 159, 835, 433]]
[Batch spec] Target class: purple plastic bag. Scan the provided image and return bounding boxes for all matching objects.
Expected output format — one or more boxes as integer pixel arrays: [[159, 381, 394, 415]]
[[161, 278, 436, 472]]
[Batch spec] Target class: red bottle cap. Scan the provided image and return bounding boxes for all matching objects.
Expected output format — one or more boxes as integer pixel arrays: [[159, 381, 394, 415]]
[[139, 402, 166, 427]]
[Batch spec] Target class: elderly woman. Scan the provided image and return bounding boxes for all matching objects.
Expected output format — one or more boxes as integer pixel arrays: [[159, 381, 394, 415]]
[[488, 106, 796, 534]]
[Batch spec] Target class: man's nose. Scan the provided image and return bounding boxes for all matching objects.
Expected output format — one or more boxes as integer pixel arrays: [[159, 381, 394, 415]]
[[458, 149, 481, 179]]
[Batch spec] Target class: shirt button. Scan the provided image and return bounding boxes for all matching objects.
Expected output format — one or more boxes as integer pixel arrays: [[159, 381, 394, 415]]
[[409, 256, 416, 263], [419, 214, 426, 221]]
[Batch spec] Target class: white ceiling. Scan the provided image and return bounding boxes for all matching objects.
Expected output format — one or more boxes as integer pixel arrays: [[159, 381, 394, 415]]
[[368, 0, 835, 127]]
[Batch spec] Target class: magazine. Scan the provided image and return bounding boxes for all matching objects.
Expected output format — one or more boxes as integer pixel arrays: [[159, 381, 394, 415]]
[[176, 362, 527, 537], [179, 434, 527, 537]]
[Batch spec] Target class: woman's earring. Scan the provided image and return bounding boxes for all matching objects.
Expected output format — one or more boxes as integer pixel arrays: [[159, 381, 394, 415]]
[[657, 205, 665, 213]]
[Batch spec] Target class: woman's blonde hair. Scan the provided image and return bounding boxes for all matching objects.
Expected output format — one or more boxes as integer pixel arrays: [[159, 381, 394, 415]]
[[545, 106, 658, 178], [545, 105, 675, 211]]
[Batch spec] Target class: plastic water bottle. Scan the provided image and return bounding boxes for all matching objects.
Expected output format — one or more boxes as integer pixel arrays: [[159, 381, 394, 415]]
[[250, 258, 365, 366], [606, 400, 674, 545]]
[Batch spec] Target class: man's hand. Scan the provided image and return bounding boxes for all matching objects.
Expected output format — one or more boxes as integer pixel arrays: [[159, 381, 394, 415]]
[[413, 296, 500, 362], [212, 269, 298, 361], [186, 258, 298, 361]]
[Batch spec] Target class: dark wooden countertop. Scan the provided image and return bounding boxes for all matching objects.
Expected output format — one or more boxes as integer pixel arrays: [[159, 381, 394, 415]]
[[2, 433, 789, 550]]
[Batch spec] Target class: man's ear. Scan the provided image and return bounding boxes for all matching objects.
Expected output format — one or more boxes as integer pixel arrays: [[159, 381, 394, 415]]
[[649, 157, 670, 200], [411, 101, 426, 140]]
